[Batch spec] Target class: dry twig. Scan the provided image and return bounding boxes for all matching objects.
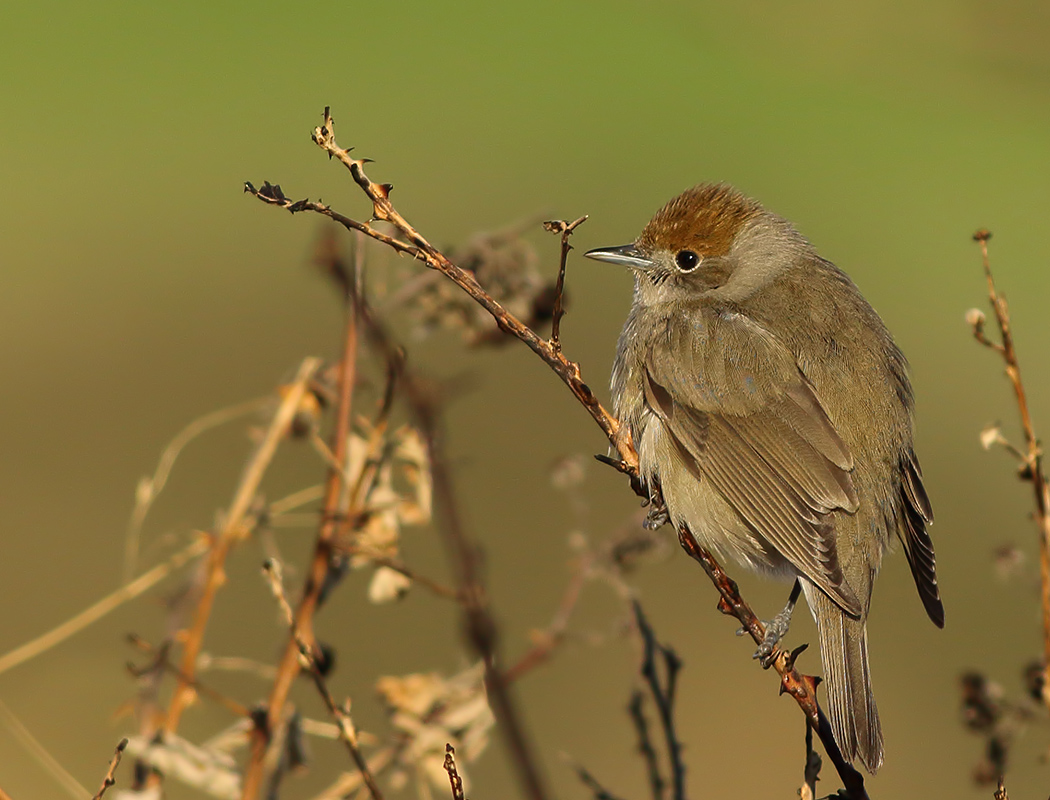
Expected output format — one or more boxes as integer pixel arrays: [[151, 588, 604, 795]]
[[443, 744, 466, 800], [246, 107, 635, 472], [542, 215, 588, 353], [969, 229, 1050, 709], [91, 739, 129, 800], [0, 699, 87, 799], [0, 537, 208, 678], [163, 357, 322, 736], [241, 292, 360, 798], [800, 720, 822, 800], [633, 601, 685, 800], [127, 634, 251, 718], [261, 559, 384, 800]]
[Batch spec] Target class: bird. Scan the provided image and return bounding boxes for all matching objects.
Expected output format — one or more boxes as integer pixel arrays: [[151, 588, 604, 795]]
[[585, 183, 943, 772]]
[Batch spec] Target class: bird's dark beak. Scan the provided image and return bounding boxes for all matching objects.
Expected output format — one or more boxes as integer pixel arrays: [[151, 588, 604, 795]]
[[584, 244, 654, 270]]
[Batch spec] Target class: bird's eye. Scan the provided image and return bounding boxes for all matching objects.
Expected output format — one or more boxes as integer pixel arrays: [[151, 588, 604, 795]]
[[675, 250, 701, 272]]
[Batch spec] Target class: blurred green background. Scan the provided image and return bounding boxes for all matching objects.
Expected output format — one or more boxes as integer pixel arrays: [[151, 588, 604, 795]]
[[3, 0, 1050, 797]]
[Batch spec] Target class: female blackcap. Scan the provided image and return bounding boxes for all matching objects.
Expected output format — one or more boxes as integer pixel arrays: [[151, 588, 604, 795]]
[[586, 184, 943, 772]]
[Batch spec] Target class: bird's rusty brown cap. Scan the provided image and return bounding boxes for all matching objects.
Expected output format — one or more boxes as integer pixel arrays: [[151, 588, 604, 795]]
[[637, 183, 763, 258]]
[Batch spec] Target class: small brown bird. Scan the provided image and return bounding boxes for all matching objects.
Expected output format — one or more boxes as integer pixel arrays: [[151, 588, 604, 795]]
[[586, 184, 943, 772]]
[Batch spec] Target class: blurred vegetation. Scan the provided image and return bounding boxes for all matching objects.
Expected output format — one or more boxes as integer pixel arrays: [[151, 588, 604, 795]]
[[2, 1, 1050, 798]]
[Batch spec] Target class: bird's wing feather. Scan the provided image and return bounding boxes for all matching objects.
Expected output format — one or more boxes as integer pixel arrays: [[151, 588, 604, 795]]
[[645, 307, 862, 615], [897, 448, 944, 627]]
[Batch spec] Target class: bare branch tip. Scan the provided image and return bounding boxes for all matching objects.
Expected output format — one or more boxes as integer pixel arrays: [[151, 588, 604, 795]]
[[973, 229, 993, 242]]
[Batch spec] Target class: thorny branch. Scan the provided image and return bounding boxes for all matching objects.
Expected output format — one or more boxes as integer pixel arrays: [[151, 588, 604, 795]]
[[246, 107, 636, 473], [676, 530, 868, 800], [969, 229, 1050, 711], [247, 106, 871, 797], [443, 744, 466, 800]]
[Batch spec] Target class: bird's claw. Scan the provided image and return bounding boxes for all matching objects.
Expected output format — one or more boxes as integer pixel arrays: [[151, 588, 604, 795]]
[[643, 502, 670, 529], [736, 601, 795, 668]]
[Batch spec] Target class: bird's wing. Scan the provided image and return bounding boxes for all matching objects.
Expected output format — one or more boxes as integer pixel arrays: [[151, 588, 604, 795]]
[[897, 448, 944, 627], [644, 306, 862, 616]]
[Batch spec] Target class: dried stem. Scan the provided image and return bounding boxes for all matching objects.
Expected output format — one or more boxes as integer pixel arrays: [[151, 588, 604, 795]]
[[126, 635, 251, 717], [995, 777, 1009, 799], [628, 691, 664, 800], [352, 297, 550, 800], [502, 546, 590, 683], [0, 698, 88, 799], [124, 396, 269, 581], [424, 390, 551, 800], [0, 537, 208, 678], [443, 744, 466, 800], [261, 560, 384, 800], [163, 357, 322, 736], [241, 305, 360, 797], [543, 215, 588, 353], [633, 601, 685, 800], [970, 229, 1050, 710], [91, 738, 129, 800], [246, 107, 636, 471], [675, 529, 868, 800], [354, 553, 460, 600]]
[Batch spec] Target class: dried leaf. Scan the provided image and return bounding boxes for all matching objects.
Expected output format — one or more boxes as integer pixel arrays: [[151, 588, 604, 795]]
[[980, 424, 1004, 451], [368, 565, 412, 603], [378, 662, 494, 790], [395, 427, 432, 525], [123, 733, 240, 799], [377, 673, 447, 717]]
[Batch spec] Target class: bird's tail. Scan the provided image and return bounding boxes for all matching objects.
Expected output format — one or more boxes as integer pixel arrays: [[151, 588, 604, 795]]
[[802, 582, 883, 773]]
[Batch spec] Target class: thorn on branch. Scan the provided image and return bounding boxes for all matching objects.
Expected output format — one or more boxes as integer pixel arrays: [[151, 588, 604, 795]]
[[784, 642, 810, 672]]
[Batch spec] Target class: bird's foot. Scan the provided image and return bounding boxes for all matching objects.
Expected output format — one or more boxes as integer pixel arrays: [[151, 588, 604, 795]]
[[642, 484, 669, 530], [643, 502, 669, 530], [752, 603, 795, 667], [737, 580, 801, 668]]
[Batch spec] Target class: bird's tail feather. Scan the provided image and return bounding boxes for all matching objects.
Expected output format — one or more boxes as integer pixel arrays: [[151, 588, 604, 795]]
[[803, 582, 883, 773]]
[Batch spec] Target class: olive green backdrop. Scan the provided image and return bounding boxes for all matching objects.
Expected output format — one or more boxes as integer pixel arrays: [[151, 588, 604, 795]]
[[2, 1, 1050, 797]]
